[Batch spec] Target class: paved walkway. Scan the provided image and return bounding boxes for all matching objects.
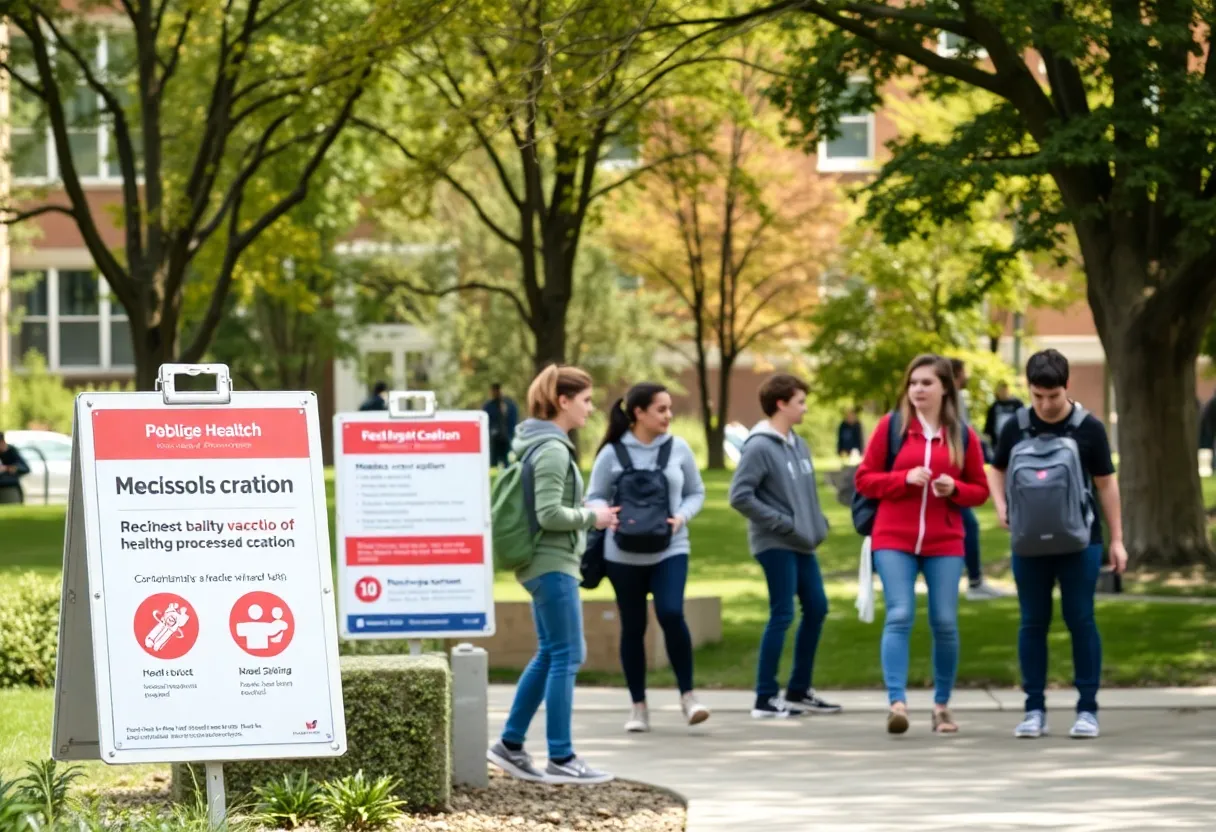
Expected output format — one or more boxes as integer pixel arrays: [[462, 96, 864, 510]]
[[489, 686, 1216, 831]]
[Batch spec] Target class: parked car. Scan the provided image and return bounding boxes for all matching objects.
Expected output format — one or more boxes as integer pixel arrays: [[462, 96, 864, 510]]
[[6, 430, 73, 504]]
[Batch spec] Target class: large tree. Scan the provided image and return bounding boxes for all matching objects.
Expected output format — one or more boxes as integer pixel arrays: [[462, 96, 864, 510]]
[[606, 37, 837, 468], [677, 0, 1216, 567], [354, 0, 717, 371], [1, 0, 449, 388]]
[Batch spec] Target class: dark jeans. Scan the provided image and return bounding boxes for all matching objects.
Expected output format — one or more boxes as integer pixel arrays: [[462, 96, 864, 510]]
[[489, 437, 511, 468], [755, 549, 828, 700], [606, 555, 693, 703], [1012, 544, 1104, 714], [961, 507, 981, 584]]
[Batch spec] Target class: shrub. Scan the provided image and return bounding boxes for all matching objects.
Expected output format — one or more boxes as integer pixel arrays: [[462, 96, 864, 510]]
[[174, 654, 452, 812], [0, 573, 61, 688], [16, 759, 83, 826], [318, 771, 404, 831], [0, 777, 39, 832], [252, 773, 325, 830]]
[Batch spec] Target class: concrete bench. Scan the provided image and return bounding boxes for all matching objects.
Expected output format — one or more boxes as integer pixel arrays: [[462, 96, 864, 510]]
[[466, 596, 722, 673]]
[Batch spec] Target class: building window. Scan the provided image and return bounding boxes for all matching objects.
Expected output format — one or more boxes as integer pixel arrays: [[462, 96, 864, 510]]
[[9, 268, 134, 372], [937, 30, 989, 58], [817, 80, 875, 173], [7, 29, 137, 184]]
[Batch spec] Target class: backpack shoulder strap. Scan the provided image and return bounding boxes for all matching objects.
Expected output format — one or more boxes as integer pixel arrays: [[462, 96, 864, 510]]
[[884, 410, 903, 471], [656, 437, 674, 470], [1016, 407, 1032, 437], [520, 439, 576, 535], [611, 441, 634, 472], [1067, 403, 1089, 430]]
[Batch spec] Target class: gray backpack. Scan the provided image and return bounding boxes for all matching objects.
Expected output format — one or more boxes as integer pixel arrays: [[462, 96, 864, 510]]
[[1006, 405, 1094, 556]]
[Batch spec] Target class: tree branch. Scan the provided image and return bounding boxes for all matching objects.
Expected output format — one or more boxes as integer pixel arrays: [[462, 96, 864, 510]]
[[0, 204, 76, 225], [738, 304, 814, 353]]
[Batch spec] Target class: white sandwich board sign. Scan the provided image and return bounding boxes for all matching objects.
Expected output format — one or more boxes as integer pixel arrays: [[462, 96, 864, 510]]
[[334, 391, 495, 642], [51, 365, 346, 773]]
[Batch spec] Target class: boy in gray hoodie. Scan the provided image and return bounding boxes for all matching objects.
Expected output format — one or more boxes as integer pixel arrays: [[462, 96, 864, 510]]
[[729, 373, 841, 719]]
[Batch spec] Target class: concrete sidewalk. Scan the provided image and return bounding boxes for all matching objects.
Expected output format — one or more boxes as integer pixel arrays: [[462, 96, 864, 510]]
[[489, 686, 1216, 831]]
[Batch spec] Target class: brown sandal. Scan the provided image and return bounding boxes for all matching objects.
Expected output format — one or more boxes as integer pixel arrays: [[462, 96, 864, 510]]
[[887, 703, 909, 735], [932, 708, 959, 734]]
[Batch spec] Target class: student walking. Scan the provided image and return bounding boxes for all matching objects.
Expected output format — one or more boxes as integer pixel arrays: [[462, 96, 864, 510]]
[[855, 355, 990, 735], [987, 349, 1126, 740], [488, 365, 619, 785], [586, 383, 709, 733], [728, 374, 840, 719]]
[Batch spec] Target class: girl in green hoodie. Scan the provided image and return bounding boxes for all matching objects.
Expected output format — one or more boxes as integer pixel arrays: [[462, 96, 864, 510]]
[[488, 365, 619, 786]]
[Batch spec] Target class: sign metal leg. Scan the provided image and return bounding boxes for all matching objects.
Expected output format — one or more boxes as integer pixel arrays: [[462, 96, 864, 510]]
[[205, 761, 227, 828], [409, 639, 423, 656]]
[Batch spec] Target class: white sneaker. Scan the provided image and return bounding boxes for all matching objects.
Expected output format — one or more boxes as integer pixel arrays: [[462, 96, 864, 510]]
[[681, 692, 710, 726], [966, 581, 1010, 600], [624, 703, 650, 733], [1070, 711, 1100, 739], [1014, 710, 1049, 739]]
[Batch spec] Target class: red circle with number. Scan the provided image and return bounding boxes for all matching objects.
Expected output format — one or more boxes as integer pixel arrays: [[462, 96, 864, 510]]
[[355, 576, 382, 603], [229, 591, 295, 657], [134, 593, 199, 660]]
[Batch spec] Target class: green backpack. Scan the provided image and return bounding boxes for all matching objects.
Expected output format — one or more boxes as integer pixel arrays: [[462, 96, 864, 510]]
[[490, 440, 575, 571]]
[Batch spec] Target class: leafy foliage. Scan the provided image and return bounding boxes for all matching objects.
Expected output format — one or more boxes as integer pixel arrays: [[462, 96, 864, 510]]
[[318, 772, 405, 832], [16, 759, 84, 827], [0, 572, 61, 689], [0, 777, 39, 832], [252, 773, 325, 830]]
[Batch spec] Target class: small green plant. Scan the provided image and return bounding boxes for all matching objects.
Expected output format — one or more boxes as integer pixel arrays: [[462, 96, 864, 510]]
[[17, 760, 84, 826], [318, 771, 405, 832], [0, 777, 39, 832], [253, 773, 325, 830]]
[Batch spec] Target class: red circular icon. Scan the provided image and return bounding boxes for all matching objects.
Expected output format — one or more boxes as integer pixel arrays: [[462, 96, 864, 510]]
[[229, 591, 294, 657], [134, 593, 199, 660], [354, 576, 382, 603]]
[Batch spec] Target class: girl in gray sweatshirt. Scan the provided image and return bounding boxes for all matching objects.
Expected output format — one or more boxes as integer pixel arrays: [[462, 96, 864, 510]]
[[586, 383, 708, 734]]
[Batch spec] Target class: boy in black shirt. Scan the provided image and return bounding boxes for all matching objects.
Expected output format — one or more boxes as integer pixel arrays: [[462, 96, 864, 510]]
[[987, 350, 1126, 741]]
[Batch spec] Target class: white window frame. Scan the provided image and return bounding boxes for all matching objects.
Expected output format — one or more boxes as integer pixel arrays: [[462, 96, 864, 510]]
[[10, 267, 134, 373], [8, 29, 128, 186], [817, 78, 877, 173], [937, 30, 989, 59]]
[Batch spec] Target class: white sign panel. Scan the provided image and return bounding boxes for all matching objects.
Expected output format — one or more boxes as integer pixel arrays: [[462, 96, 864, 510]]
[[52, 384, 346, 765], [334, 408, 495, 640]]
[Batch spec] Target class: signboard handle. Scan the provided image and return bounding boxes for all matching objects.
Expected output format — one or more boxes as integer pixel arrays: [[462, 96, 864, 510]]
[[205, 762, 226, 828], [386, 390, 436, 419], [156, 363, 233, 406]]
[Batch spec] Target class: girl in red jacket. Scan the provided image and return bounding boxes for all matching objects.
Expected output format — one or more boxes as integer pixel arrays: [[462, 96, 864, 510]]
[[855, 354, 990, 735]]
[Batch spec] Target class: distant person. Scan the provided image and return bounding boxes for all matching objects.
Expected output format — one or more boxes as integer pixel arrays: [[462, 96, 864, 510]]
[[988, 349, 1126, 741], [358, 381, 388, 411], [0, 432, 31, 505], [728, 373, 840, 719], [487, 364, 618, 785], [1199, 392, 1216, 471], [837, 408, 865, 459], [984, 382, 1025, 449], [855, 354, 990, 735], [951, 358, 1004, 600], [587, 383, 709, 734], [484, 383, 520, 469]]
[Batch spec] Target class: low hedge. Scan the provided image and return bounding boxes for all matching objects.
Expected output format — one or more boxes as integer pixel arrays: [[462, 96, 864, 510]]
[[0, 572, 60, 687], [174, 654, 452, 811]]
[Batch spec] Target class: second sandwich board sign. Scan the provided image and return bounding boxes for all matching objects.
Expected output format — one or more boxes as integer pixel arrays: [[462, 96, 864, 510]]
[[334, 392, 495, 641]]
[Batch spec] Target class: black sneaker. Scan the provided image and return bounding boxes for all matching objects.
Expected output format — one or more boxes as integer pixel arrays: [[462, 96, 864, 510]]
[[751, 695, 792, 719], [487, 741, 546, 782], [784, 690, 843, 715]]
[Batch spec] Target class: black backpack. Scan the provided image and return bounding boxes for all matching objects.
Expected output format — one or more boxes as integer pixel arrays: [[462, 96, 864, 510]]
[[611, 439, 674, 554], [850, 412, 969, 536]]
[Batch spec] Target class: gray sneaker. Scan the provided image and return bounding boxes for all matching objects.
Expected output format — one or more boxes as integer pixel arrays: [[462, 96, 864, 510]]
[[966, 581, 1010, 600], [1014, 710, 1049, 739], [544, 755, 614, 785], [487, 742, 546, 782]]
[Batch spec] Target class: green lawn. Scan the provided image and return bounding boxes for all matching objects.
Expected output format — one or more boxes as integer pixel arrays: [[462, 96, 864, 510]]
[[3, 471, 1215, 692]]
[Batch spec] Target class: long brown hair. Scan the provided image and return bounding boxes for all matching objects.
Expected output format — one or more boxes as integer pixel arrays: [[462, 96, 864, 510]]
[[527, 364, 593, 420], [898, 354, 965, 468]]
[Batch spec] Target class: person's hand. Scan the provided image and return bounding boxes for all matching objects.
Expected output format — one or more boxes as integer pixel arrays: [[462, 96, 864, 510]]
[[1108, 540, 1128, 574], [931, 474, 956, 497], [905, 467, 932, 487], [996, 503, 1009, 530], [668, 515, 685, 533], [593, 505, 620, 531]]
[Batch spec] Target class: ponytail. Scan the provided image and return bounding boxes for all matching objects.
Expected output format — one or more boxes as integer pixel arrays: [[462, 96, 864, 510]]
[[527, 364, 593, 420], [597, 382, 669, 455]]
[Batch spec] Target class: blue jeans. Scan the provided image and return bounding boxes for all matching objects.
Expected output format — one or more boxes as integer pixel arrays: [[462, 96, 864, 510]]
[[607, 555, 693, 703], [501, 572, 584, 759], [1012, 544, 1104, 714], [961, 507, 982, 584], [873, 550, 964, 705], [755, 549, 828, 700]]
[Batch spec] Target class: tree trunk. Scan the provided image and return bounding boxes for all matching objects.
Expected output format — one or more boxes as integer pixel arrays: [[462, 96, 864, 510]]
[[131, 320, 174, 391], [693, 339, 723, 469], [706, 356, 736, 471]]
